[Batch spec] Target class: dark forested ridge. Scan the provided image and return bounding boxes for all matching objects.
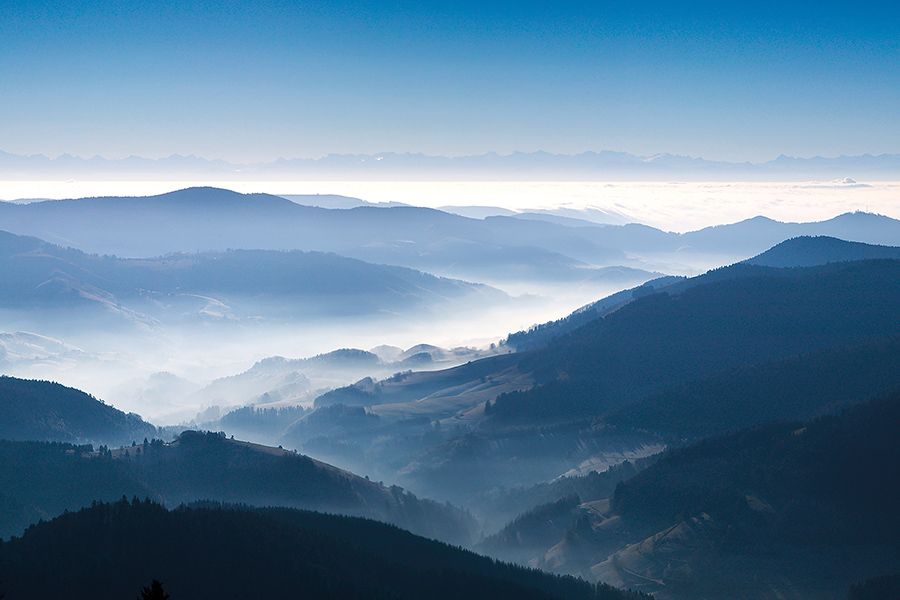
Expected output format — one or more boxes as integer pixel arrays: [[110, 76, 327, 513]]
[[746, 235, 900, 267], [0, 430, 475, 544], [0, 499, 649, 600], [597, 393, 900, 598], [482, 394, 900, 599], [0, 376, 156, 446], [508, 236, 900, 352], [605, 335, 900, 440], [506, 275, 684, 351], [491, 259, 900, 423]]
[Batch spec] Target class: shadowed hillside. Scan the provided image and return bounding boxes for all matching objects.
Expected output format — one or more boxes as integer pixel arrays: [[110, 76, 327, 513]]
[[746, 235, 900, 267], [0, 430, 476, 544], [0, 376, 156, 446], [491, 259, 900, 423], [482, 394, 900, 599], [0, 499, 649, 600]]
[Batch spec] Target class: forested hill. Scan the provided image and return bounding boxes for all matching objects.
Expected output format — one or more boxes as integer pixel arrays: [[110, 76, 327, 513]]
[[0, 376, 156, 446], [605, 334, 900, 440], [506, 275, 683, 351], [593, 393, 900, 598], [508, 236, 900, 352], [491, 259, 900, 423], [479, 394, 900, 599], [746, 235, 900, 267], [0, 499, 649, 600], [0, 430, 475, 545]]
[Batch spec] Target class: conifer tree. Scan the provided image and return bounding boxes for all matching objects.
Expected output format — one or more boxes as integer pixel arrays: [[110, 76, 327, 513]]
[[139, 580, 170, 600]]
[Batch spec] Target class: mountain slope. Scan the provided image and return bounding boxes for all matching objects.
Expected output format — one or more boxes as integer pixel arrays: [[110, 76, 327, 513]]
[[0, 376, 156, 446], [589, 394, 900, 598], [491, 259, 900, 422], [481, 395, 900, 599], [605, 335, 900, 439], [0, 430, 475, 544], [506, 276, 684, 351], [746, 235, 900, 267], [0, 499, 646, 600], [510, 236, 900, 352]]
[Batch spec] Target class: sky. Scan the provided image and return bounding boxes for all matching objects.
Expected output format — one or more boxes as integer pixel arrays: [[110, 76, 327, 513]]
[[1, 0, 899, 163]]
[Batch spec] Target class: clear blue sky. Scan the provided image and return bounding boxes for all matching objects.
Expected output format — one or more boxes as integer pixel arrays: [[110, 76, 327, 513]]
[[1, 0, 898, 162]]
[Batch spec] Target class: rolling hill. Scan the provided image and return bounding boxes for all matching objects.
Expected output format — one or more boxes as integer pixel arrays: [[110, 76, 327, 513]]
[[0, 188, 636, 285], [591, 394, 900, 598], [481, 394, 900, 599], [0, 228, 502, 324], [479, 393, 900, 599], [0, 430, 475, 544], [0, 499, 647, 600], [491, 259, 900, 423], [745, 235, 900, 267], [0, 376, 156, 446]]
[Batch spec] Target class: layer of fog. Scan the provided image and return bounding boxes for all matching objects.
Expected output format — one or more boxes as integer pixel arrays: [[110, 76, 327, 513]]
[[0, 280, 638, 424], [2, 179, 898, 231]]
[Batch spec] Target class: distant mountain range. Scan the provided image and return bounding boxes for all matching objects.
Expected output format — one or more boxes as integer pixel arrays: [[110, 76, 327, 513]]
[[0, 187, 660, 286], [0, 187, 897, 284], [2, 149, 900, 180]]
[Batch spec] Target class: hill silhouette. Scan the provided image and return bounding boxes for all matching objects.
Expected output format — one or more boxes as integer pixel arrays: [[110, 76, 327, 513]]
[[0, 376, 155, 446], [746, 235, 900, 267], [0, 499, 648, 600], [0, 430, 475, 544], [482, 395, 900, 599], [491, 259, 900, 423]]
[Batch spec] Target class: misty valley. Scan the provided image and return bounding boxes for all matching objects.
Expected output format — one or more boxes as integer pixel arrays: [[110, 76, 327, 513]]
[[0, 186, 897, 600]]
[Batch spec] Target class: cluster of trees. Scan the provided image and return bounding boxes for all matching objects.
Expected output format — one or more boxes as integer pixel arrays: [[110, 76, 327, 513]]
[[847, 574, 900, 600], [217, 405, 308, 439]]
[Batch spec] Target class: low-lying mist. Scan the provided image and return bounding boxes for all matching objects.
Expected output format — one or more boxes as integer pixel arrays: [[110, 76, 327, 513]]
[[0, 280, 637, 424]]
